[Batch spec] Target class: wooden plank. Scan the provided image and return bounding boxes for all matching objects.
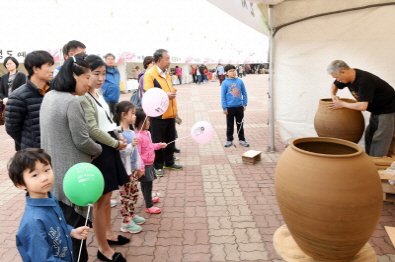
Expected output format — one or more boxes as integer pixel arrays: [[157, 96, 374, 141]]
[[371, 157, 395, 166], [385, 226, 395, 248], [382, 180, 395, 194], [378, 170, 394, 180], [273, 225, 377, 262]]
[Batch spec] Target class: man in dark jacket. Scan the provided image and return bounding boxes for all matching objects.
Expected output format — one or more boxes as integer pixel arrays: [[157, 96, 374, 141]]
[[5, 51, 54, 150]]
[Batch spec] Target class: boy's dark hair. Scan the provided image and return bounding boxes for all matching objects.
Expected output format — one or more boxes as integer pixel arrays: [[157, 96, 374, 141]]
[[134, 107, 147, 130], [153, 49, 168, 63], [8, 148, 52, 187], [24, 51, 54, 77], [143, 56, 153, 69], [104, 53, 115, 59], [4, 56, 19, 69], [85, 54, 105, 72], [52, 53, 90, 93], [114, 101, 135, 127], [62, 44, 68, 59], [65, 40, 86, 56], [224, 64, 236, 72]]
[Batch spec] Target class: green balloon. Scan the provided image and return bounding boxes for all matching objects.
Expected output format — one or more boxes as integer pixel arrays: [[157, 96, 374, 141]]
[[63, 163, 104, 206]]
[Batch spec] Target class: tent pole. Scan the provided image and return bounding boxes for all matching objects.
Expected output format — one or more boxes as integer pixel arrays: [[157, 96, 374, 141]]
[[267, 5, 275, 153]]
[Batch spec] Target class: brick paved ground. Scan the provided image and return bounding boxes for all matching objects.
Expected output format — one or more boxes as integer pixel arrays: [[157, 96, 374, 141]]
[[1, 74, 395, 261]]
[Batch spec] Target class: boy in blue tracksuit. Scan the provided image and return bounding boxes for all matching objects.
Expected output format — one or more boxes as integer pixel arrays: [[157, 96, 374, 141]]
[[221, 64, 249, 147], [9, 148, 89, 262]]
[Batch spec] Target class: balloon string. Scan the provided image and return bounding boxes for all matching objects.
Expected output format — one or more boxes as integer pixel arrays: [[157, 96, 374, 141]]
[[167, 134, 191, 145], [77, 204, 92, 262], [136, 116, 147, 139], [237, 117, 245, 137]]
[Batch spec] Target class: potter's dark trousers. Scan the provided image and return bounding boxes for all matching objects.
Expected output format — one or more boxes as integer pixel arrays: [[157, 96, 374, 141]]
[[226, 106, 245, 142], [192, 74, 197, 83], [150, 118, 176, 169], [365, 112, 395, 157]]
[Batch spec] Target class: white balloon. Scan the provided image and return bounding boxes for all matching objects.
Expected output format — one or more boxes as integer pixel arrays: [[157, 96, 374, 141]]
[[190, 121, 215, 144], [142, 88, 169, 117]]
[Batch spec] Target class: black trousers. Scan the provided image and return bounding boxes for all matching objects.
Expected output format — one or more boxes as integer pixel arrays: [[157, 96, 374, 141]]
[[140, 181, 153, 208], [192, 74, 197, 83], [226, 106, 245, 141], [178, 75, 182, 84], [58, 201, 92, 262], [365, 112, 395, 157], [238, 73, 243, 78], [150, 118, 176, 169]]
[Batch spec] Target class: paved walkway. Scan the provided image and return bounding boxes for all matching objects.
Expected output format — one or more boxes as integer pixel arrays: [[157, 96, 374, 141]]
[[1, 74, 395, 261]]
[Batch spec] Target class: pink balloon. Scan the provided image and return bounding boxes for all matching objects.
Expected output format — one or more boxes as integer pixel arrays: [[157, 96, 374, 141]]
[[190, 121, 214, 144], [142, 88, 169, 117]]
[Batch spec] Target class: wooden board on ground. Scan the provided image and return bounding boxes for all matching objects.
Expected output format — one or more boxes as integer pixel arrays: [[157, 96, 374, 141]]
[[385, 226, 395, 248], [273, 225, 377, 262], [242, 150, 262, 165]]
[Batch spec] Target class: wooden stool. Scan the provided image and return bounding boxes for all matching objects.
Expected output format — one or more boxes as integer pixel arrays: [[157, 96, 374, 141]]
[[273, 225, 376, 262]]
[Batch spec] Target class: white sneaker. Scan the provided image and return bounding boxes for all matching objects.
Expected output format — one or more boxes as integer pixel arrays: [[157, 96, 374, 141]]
[[110, 199, 117, 207]]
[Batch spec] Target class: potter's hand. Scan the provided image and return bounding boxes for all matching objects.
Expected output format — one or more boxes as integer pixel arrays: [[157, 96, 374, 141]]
[[328, 96, 344, 110]]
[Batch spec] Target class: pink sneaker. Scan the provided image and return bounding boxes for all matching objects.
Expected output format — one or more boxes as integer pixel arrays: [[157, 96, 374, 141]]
[[152, 197, 160, 203], [146, 206, 161, 214]]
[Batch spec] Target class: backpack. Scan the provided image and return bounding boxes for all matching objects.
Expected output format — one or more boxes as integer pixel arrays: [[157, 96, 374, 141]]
[[130, 89, 141, 107]]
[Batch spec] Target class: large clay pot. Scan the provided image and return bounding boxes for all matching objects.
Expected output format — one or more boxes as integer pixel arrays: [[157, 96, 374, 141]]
[[314, 98, 365, 143], [275, 137, 382, 261]]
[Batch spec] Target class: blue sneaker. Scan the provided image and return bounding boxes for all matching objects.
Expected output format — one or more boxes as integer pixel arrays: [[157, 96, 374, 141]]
[[132, 215, 146, 225], [239, 140, 250, 147], [120, 221, 142, 234], [224, 141, 232, 147]]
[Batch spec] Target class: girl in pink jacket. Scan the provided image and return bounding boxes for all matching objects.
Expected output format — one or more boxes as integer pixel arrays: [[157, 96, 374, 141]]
[[135, 108, 167, 214]]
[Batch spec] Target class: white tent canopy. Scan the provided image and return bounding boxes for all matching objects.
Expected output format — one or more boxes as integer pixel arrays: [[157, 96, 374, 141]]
[[210, 0, 395, 148], [0, 0, 267, 65]]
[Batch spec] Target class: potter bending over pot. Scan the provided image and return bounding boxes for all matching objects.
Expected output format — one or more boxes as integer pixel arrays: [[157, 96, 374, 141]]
[[327, 60, 395, 157]]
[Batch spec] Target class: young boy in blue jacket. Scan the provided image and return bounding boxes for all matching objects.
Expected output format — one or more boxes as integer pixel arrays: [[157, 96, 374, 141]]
[[8, 148, 89, 262], [221, 64, 249, 147]]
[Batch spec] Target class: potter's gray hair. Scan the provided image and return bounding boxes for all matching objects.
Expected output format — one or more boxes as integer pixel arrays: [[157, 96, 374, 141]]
[[327, 60, 350, 74]]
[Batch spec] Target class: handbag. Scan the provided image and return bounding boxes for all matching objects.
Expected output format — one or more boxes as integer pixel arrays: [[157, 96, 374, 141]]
[[0, 72, 20, 125], [130, 89, 141, 107], [0, 100, 4, 126]]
